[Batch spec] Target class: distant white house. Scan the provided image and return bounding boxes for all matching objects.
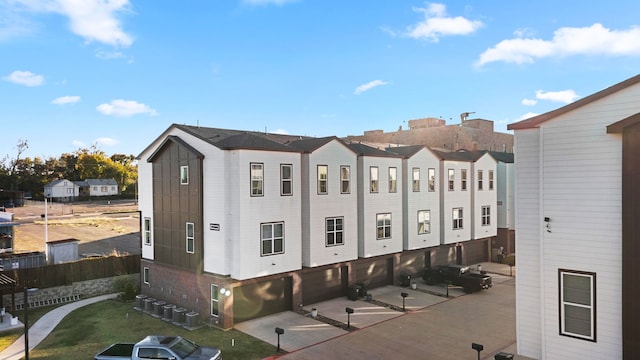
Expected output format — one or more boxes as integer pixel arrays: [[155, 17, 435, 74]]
[[77, 179, 119, 197], [44, 179, 79, 201]]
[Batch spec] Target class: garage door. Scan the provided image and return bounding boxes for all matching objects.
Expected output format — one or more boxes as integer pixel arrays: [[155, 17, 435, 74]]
[[301, 266, 347, 305], [465, 239, 488, 264], [355, 257, 393, 289], [233, 276, 292, 323]]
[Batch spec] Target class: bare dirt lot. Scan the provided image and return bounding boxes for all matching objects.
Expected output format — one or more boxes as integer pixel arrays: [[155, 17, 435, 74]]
[[8, 201, 141, 256]]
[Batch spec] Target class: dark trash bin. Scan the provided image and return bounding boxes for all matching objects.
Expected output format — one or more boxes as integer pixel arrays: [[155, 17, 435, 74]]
[[355, 282, 367, 297], [347, 284, 361, 301], [399, 272, 411, 287], [494, 352, 514, 360]]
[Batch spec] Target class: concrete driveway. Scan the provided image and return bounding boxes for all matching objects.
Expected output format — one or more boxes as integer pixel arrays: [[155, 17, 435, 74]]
[[236, 263, 529, 359]]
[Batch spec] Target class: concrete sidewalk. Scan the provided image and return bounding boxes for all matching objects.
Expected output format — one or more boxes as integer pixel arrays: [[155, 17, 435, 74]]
[[0, 293, 118, 360]]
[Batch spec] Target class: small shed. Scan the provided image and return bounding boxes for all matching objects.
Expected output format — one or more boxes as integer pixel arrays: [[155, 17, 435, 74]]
[[46, 238, 80, 264]]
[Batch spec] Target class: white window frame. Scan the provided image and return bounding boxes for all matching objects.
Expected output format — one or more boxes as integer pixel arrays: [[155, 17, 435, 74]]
[[412, 168, 420, 192], [180, 165, 189, 185], [317, 165, 328, 195], [478, 170, 484, 190], [250, 163, 264, 196], [340, 166, 350, 194], [376, 213, 391, 240], [326, 217, 344, 246], [211, 284, 219, 317], [428, 168, 435, 192], [461, 169, 467, 191], [389, 167, 397, 193], [452, 208, 463, 230], [144, 217, 151, 245], [281, 164, 293, 196], [481, 205, 490, 226], [417, 210, 430, 234], [186, 222, 195, 254], [448, 169, 454, 191], [143, 267, 150, 285], [370, 166, 379, 193], [261, 222, 284, 256], [489, 170, 494, 190], [559, 269, 596, 342]]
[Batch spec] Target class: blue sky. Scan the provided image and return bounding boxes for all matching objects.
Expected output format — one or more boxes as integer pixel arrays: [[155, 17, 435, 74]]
[[2, 0, 640, 160]]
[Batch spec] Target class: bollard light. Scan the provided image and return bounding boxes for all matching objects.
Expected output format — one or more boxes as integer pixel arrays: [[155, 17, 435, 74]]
[[275, 327, 284, 352], [472, 342, 484, 360], [345, 307, 354, 329], [401, 292, 408, 311]]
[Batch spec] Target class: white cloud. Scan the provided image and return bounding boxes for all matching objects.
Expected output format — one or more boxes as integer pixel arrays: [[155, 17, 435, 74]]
[[11, 0, 134, 47], [535, 89, 579, 104], [96, 137, 119, 146], [96, 99, 158, 117], [519, 112, 539, 120], [242, 0, 297, 5], [521, 98, 537, 106], [271, 129, 289, 135], [476, 23, 640, 66], [406, 2, 483, 42], [354, 80, 389, 95], [51, 95, 80, 105], [72, 140, 86, 148], [3, 70, 44, 86]]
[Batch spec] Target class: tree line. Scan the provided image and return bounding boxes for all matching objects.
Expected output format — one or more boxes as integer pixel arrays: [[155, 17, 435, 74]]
[[0, 139, 137, 200]]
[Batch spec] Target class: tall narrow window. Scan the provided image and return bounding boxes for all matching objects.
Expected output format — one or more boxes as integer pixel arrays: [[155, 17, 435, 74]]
[[144, 217, 151, 245], [418, 210, 430, 234], [317, 165, 328, 194], [376, 213, 391, 239], [281, 164, 292, 196], [452, 208, 463, 230], [211, 284, 219, 317], [559, 269, 596, 341], [489, 170, 494, 190], [143, 267, 149, 284], [340, 166, 350, 194], [389, 167, 397, 193], [326, 217, 344, 246], [261, 222, 284, 256], [370, 167, 379, 193], [478, 170, 484, 190], [412, 168, 420, 192], [461, 169, 467, 191], [428, 168, 435, 192], [180, 165, 189, 185], [448, 169, 454, 191], [186, 222, 195, 253], [250, 163, 263, 196], [482, 206, 490, 225]]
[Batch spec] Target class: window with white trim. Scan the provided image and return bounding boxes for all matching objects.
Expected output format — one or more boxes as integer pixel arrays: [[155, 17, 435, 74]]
[[452, 208, 463, 230], [559, 269, 596, 341], [412, 168, 420, 192], [143, 267, 149, 284], [428, 168, 435, 192], [326, 217, 344, 246], [186, 222, 195, 253], [461, 169, 467, 191], [389, 167, 397, 193], [370, 166, 379, 193], [478, 170, 484, 190], [281, 164, 292, 196], [482, 206, 490, 226], [340, 166, 350, 194], [250, 163, 263, 196], [317, 165, 328, 194], [211, 284, 219, 317], [448, 169, 454, 191], [180, 165, 189, 185], [489, 170, 494, 190], [418, 210, 430, 234], [261, 222, 284, 256], [144, 217, 151, 245], [376, 213, 391, 239]]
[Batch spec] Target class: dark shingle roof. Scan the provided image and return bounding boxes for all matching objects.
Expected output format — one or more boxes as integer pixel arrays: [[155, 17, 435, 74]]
[[347, 143, 402, 158], [386, 145, 427, 158]]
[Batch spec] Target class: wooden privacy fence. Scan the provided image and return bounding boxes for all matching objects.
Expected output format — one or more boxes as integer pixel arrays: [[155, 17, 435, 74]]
[[5, 254, 140, 289]]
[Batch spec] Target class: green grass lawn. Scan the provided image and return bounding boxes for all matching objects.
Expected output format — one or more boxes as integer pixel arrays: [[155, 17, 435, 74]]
[[0, 303, 65, 352], [21, 299, 279, 359]]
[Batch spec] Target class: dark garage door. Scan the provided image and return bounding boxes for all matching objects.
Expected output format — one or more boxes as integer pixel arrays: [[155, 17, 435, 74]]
[[302, 266, 347, 305], [355, 257, 393, 289], [233, 276, 292, 323]]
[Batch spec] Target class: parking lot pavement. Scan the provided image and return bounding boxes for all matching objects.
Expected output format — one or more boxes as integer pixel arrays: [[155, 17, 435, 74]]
[[302, 297, 404, 329]]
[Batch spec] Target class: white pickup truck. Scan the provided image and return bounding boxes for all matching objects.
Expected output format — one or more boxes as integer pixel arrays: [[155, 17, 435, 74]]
[[94, 335, 222, 360]]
